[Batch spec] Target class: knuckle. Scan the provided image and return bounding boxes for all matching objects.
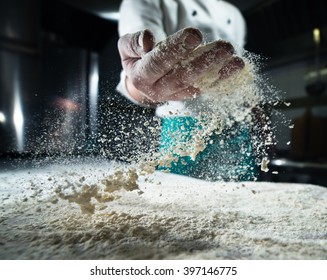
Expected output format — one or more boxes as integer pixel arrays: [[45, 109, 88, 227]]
[[128, 37, 141, 57], [147, 58, 165, 76], [117, 37, 126, 57], [131, 74, 144, 89], [216, 40, 235, 54], [233, 56, 245, 68], [174, 77, 187, 89], [119, 32, 143, 59]]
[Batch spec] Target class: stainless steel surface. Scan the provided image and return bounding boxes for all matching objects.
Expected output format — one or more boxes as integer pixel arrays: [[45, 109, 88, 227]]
[[0, 50, 39, 152], [0, 0, 100, 154], [0, 0, 40, 153], [88, 52, 99, 138], [271, 158, 327, 170]]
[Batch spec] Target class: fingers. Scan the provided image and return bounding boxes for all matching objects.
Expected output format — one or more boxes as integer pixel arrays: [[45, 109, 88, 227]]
[[137, 27, 203, 81], [218, 56, 245, 80], [153, 54, 244, 101], [205, 56, 245, 90], [152, 86, 200, 102], [118, 29, 155, 62], [169, 86, 200, 101], [154, 40, 235, 95]]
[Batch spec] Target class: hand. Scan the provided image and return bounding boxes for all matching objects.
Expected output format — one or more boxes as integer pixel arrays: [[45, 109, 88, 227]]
[[118, 27, 244, 106]]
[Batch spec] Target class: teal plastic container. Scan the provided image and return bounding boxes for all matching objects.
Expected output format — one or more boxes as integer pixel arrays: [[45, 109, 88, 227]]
[[158, 116, 258, 181]]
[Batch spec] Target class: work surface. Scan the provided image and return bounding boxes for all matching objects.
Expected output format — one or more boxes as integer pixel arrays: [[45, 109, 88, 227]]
[[0, 160, 326, 260]]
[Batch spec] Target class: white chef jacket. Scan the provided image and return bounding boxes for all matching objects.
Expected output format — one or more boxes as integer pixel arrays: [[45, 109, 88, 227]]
[[116, 0, 246, 117]]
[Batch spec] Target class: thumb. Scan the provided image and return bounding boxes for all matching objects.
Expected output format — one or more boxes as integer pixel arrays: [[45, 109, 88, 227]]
[[118, 29, 155, 61]]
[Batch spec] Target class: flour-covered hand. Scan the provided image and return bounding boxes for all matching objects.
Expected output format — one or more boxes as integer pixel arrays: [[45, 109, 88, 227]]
[[118, 27, 244, 106]]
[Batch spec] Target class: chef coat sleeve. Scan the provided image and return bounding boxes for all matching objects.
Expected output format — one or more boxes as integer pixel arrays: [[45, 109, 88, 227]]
[[119, 0, 167, 41]]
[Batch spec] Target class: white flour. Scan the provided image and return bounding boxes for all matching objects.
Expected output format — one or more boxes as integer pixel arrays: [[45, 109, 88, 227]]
[[143, 43, 281, 178], [0, 162, 326, 260], [0, 41, 298, 260]]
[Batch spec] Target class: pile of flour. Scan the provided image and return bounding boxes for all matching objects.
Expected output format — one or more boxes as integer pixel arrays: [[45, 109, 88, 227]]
[[0, 162, 326, 260]]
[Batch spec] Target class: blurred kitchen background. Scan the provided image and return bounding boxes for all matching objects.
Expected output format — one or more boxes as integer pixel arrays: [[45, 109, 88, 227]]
[[0, 0, 326, 186]]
